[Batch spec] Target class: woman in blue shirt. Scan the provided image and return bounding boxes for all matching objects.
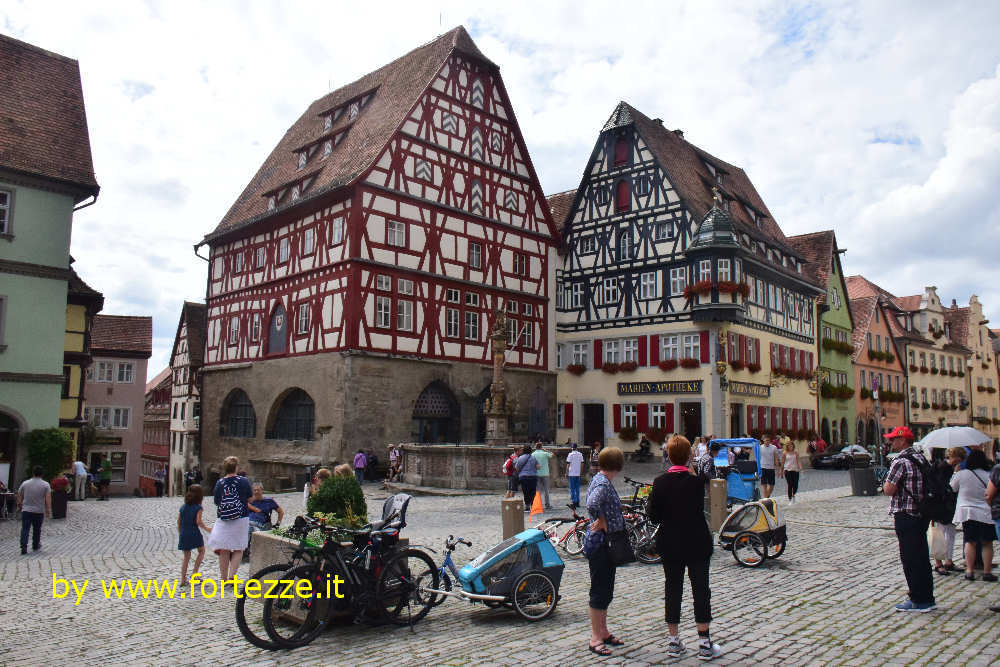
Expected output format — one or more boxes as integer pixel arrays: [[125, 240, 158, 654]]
[[584, 447, 625, 656]]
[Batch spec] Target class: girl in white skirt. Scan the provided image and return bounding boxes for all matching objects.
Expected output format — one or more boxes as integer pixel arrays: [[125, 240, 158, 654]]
[[207, 456, 253, 580]]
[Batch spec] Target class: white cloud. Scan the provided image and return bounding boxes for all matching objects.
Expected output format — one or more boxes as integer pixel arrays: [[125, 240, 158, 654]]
[[3, 0, 999, 378]]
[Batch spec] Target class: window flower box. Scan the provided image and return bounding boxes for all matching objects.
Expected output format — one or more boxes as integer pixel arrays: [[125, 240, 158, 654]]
[[658, 359, 678, 371], [683, 280, 714, 299], [618, 361, 637, 372], [679, 357, 700, 369], [747, 362, 761, 373], [921, 402, 930, 410], [930, 367, 939, 375], [909, 364, 918, 372], [919, 366, 929, 373], [931, 403, 940, 410], [860, 387, 872, 399], [617, 426, 638, 441], [730, 359, 746, 371], [602, 362, 620, 374], [977, 385, 987, 392], [911, 401, 919, 408], [566, 364, 586, 376]]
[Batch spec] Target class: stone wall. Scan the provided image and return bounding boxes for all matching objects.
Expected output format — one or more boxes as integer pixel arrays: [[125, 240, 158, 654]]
[[400, 444, 588, 489], [201, 351, 556, 488]]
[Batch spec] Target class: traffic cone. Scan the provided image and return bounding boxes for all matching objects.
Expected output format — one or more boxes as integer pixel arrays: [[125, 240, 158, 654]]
[[529, 490, 544, 521]]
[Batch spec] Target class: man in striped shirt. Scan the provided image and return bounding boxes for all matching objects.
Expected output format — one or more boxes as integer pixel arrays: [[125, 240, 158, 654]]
[[883, 426, 935, 612]]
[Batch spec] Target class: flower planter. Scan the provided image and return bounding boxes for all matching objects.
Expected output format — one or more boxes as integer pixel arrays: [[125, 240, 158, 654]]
[[601, 363, 620, 374], [747, 362, 761, 373], [658, 359, 678, 371], [729, 360, 745, 371], [566, 364, 586, 376], [679, 358, 700, 369], [618, 361, 637, 372]]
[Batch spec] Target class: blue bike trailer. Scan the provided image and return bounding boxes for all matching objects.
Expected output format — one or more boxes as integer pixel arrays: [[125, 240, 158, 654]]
[[710, 437, 762, 504], [457, 528, 564, 596]]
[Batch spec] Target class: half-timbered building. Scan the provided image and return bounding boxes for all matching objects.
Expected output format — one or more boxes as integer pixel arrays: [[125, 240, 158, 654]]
[[196, 27, 557, 484], [553, 103, 823, 451], [168, 302, 205, 495]]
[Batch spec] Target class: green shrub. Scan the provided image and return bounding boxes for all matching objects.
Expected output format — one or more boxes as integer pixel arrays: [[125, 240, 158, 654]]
[[306, 475, 367, 525], [23, 428, 73, 480]]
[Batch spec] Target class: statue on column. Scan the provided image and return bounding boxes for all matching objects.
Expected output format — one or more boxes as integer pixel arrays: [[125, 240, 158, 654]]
[[485, 309, 511, 446]]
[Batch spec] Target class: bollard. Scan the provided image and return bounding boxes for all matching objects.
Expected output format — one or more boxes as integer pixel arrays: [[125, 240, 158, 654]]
[[709, 479, 728, 532], [501, 497, 525, 539]]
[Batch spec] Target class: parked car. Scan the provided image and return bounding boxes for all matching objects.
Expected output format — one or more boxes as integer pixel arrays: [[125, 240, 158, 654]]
[[812, 445, 871, 470]]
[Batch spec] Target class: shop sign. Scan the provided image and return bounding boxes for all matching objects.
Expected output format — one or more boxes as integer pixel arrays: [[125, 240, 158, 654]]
[[617, 380, 702, 395], [728, 381, 771, 398]]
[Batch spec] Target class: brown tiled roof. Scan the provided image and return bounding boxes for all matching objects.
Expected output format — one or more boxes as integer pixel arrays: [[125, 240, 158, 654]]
[[894, 294, 923, 312], [848, 296, 877, 361], [66, 267, 103, 309], [846, 275, 926, 345], [943, 306, 969, 347], [786, 230, 834, 302], [145, 366, 171, 395], [91, 315, 152, 356], [546, 189, 575, 237], [845, 275, 883, 300], [204, 26, 489, 241], [179, 302, 206, 367], [0, 34, 98, 195]]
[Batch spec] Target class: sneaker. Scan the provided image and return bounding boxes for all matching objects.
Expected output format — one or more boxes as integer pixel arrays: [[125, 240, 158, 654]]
[[983, 573, 998, 582], [20, 548, 27, 555], [697, 642, 723, 660], [894, 600, 937, 612], [666, 638, 685, 657]]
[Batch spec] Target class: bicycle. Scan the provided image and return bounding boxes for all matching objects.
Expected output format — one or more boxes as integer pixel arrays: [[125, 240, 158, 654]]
[[623, 507, 661, 564], [622, 476, 652, 511], [261, 511, 438, 649], [550, 503, 590, 556]]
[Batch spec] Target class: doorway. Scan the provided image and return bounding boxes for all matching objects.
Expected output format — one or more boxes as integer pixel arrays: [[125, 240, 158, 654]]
[[730, 403, 743, 439], [582, 404, 604, 447], [680, 402, 702, 443]]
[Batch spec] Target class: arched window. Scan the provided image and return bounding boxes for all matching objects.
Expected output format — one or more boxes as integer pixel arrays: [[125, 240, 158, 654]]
[[840, 418, 849, 445], [615, 180, 631, 213], [220, 389, 256, 438], [856, 419, 866, 445], [821, 418, 830, 444], [614, 136, 629, 167], [267, 389, 315, 440]]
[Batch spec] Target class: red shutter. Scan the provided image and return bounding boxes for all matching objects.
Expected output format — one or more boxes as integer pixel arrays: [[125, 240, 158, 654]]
[[799, 350, 806, 373], [770, 343, 776, 370], [739, 334, 747, 363], [779, 345, 786, 369], [650, 335, 660, 365], [665, 403, 674, 433], [810, 410, 815, 430], [638, 336, 647, 366], [754, 339, 760, 367], [564, 404, 573, 429], [615, 180, 630, 212], [594, 340, 603, 369], [700, 331, 710, 363], [727, 333, 734, 362], [771, 408, 779, 431], [614, 136, 629, 166], [758, 406, 766, 430], [807, 352, 813, 372], [613, 404, 622, 432], [637, 404, 649, 432], [792, 410, 799, 432], [782, 408, 789, 430]]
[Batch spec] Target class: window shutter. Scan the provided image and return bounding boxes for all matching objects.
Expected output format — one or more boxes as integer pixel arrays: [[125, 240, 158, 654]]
[[739, 334, 747, 363], [665, 403, 674, 434], [771, 407, 779, 431], [615, 180, 630, 212], [792, 410, 798, 432], [700, 331, 710, 363], [649, 335, 660, 365], [782, 408, 789, 431], [800, 350, 806, 374], [770, 343, 776, 370], [614, 136, 629, 166], [807, 352, 813, 372], [564, 403, 573, 429], [638, 336, 647, 366], [746, 404, 753, 430], [637, 404, 649, 432], [613, 404, 622, 432], [594, 340, 603, 369], [754, 339, 760, 366]]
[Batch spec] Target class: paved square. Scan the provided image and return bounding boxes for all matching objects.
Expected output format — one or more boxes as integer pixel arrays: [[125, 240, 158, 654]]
[[2, 472, 999, 665]]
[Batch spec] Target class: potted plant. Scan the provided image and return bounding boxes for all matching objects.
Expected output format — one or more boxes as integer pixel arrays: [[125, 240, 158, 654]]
[[747, 362, 761, 373], [909, 364, 918, 372], [911, 400, 919, 408], [645, 427, 666, 445], [930, 367, 939, 375], [920, 366, 929, 373], [617, 426, 639, 442], [566, 363, 586, 376], [601, 362, 620, 374], [679, 357, 700, 369], [618, 361, 638, 372], [658, 359, 679, 371], [922, 402, 931, 410], [730, 359, 745, 371]]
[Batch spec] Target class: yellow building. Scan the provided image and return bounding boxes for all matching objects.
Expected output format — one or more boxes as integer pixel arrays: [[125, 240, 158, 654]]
[[947, 295, 1000, 441], [59, 268, 103, 456]]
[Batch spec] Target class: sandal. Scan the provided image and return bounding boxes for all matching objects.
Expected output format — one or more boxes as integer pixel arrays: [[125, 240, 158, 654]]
[[934, 566, 950, 576], [589, 643, 612, 656], [602, 634, 626, 646]]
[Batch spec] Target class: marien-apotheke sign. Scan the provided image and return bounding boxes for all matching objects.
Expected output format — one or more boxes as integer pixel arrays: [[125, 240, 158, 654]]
[[617, 381, 703, 395], [728, 380, 771, 398]]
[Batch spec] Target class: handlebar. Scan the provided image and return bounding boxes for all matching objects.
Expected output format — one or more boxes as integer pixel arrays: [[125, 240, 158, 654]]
[[445, 535, 472, 549], [623, 476, 651, 487]]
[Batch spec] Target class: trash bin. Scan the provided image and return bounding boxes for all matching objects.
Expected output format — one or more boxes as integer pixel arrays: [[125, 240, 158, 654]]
[[849, 466, 877, 496]]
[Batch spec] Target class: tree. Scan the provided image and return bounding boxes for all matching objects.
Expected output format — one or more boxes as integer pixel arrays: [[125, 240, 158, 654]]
[[306, 475, 368, 525], [22, 428, 73, 480]]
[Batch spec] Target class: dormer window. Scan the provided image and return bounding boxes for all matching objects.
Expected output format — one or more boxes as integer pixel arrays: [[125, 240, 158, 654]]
[[291, 185, 300, 201], [323, 140, 332, 158], [349, 102, 359, 121], [268, 196, 276, 211], [297, 152, 307, 169], [324, 116, 332, 131]]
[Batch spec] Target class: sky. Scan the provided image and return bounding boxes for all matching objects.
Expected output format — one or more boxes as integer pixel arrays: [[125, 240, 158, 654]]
[[3, 1, 999, 380]]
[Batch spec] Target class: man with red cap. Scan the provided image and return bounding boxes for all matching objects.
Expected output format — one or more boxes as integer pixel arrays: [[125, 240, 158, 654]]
[[882, 426, 936, 612]]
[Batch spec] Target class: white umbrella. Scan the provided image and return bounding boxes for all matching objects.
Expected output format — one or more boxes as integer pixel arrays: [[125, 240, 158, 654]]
[[914, 426, 992, 452]]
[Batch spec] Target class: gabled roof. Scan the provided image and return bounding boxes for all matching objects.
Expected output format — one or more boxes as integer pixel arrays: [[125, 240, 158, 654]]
[[848, 296, 877, 361], [845, 274, 885, 300], [145, 367, 171, 395], [546, 189, 575, 237], [895, 295, 923, 312], [172, 302, 207, 367], [204, 26, 490, 242], [0, 34, 99, 196], [66, 267, 104, 311], [846, 275, 926, 345], [91, 315, 152, 357], [786, 230, 836, 302]]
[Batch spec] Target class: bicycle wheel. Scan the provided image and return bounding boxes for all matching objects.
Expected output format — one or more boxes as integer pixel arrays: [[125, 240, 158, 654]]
[[236, 563, 295, 649], [512, 571, 557, 621], [767, 539, 786, 559], [376, 548, 438, 625], [732, 531, 766, 567], [563, 528, 586, 556], [634, 522, 661, 565], [262, 564, 330, 648], [430, 572, 452, 607]]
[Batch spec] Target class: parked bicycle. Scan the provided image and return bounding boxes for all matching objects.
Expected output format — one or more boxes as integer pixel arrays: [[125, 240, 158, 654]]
[[622, 476, 652, 511]]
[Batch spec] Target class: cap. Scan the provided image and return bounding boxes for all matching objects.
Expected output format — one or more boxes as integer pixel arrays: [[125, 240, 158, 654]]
[[571, 443, 578, 449], [884, 426, 914, 440]]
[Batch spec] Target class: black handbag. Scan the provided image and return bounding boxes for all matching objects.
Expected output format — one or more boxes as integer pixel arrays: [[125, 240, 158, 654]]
[[606, 529, 636, 566]]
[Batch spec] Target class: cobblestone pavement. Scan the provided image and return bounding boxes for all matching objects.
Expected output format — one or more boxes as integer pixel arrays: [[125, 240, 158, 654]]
[[2, 476, 999, 666]]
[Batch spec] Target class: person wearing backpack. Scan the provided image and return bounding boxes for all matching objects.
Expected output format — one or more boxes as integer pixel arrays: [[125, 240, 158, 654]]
[[950, 449, 996, 582], [882, 426, 937, 612], [503, 446, 520, 499], [206, 456, 253, 580]]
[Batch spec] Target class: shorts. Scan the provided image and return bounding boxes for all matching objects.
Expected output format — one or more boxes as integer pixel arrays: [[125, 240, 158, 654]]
[[962, 520, 996, 544], [587, 544, 616, 610], [760, 468, 776, 485]]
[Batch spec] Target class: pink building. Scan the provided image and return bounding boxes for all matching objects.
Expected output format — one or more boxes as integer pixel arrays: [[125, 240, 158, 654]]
[[84, 315, 152, 495]]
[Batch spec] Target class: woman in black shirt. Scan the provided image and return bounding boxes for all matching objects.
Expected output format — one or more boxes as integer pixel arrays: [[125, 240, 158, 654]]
[[646, 435, 720, 661]]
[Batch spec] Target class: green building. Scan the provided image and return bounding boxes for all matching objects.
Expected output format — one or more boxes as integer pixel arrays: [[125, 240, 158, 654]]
[[0, 34, 100, 487], [789, 231, 855, 445]]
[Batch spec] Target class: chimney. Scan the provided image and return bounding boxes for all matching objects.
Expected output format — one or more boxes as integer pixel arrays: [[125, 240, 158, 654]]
[[951, 299, 957, 308], [673, 129, 684, 138], [653, 118, 663, 126]]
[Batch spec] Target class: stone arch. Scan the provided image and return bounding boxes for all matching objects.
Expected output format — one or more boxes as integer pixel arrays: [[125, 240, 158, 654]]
[[867, 419, 877, 446], [857, 418, 866, 446], [821, 418, 831, 445], [266, 388, 315, 441], [412, 381, 459, 443], [219, 388, 256, 438], [0, 408, 25, 487], [266, 302, 288, 356], [840, 418, 849, 445]]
